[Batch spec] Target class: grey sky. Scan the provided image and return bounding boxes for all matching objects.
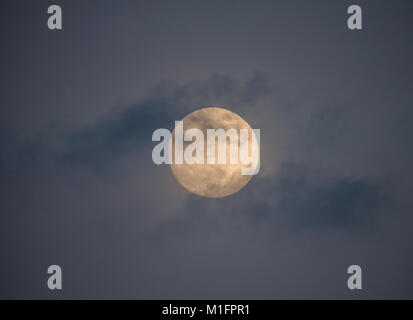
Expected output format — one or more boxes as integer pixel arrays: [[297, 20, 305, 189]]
[[0, 0, 412, 299]]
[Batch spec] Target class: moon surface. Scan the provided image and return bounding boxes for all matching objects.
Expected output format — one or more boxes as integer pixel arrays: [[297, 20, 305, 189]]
[[170, 107, 258, 198]]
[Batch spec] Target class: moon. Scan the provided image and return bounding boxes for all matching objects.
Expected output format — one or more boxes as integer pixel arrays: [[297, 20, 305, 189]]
[[170, 107, 258, 198]]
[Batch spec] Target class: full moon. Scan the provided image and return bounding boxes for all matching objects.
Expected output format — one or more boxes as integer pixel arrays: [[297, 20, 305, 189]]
[[170, 107, 258, 198]]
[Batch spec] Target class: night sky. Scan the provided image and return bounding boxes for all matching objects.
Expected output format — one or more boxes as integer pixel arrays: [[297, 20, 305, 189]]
[[1, 0, 412, 299]]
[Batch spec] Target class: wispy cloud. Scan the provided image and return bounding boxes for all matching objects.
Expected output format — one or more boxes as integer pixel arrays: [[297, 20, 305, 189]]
[[0, 72, 271, 178]]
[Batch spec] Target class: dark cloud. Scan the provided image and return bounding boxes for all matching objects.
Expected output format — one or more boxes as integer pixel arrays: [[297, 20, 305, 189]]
[[183, 162, 389, 233], [275, 173, 386, 230], [0, 72, 270, 177]]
